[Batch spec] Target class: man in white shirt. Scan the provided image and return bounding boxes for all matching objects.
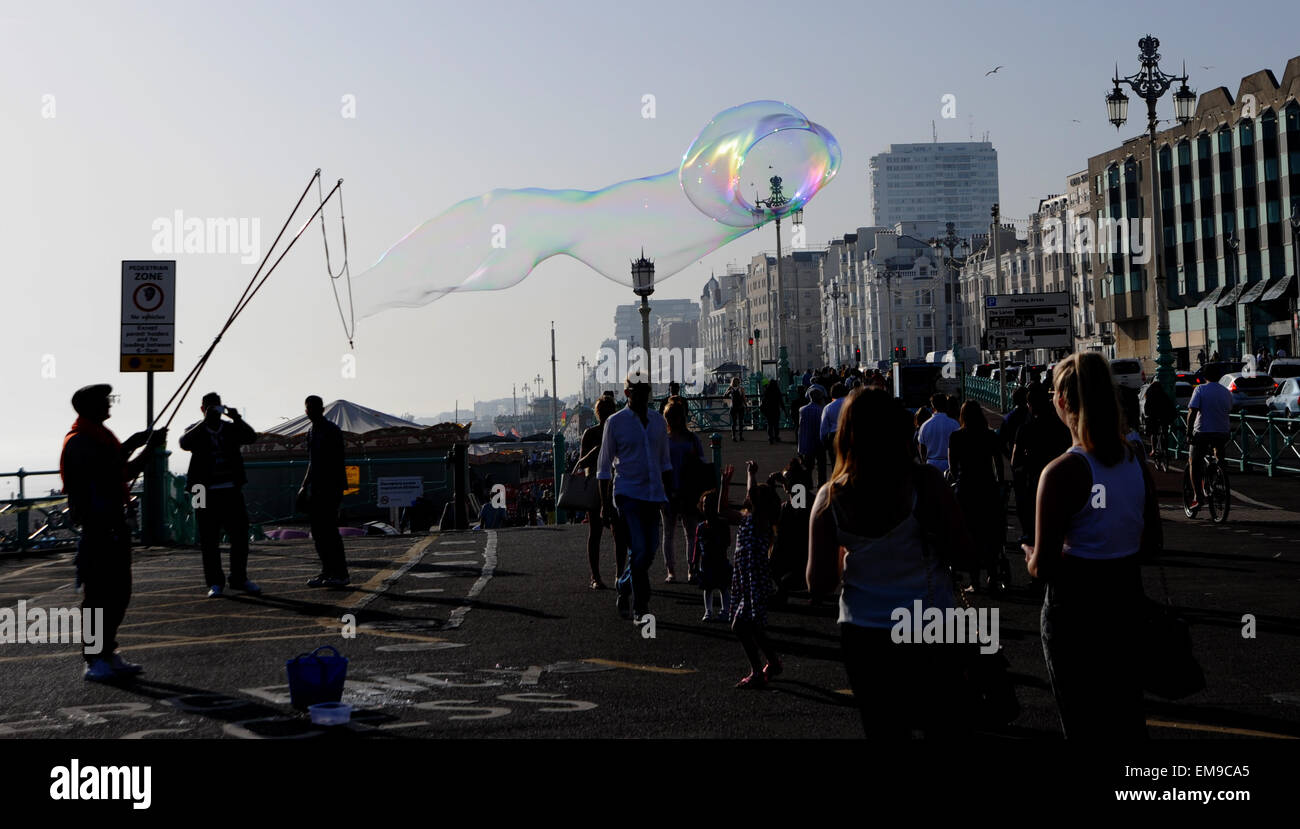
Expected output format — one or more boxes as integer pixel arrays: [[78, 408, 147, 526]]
[[917, 393, 959, 472], [1187, 366, 1234, 508], [597, 372, 673, 623]]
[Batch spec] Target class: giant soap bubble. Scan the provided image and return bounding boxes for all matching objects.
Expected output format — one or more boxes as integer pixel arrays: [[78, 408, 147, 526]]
[[353, 100, 839, 319]]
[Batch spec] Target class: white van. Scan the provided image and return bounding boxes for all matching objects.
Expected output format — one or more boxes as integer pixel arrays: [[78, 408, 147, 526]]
[[1109, 358, 1145, 390]]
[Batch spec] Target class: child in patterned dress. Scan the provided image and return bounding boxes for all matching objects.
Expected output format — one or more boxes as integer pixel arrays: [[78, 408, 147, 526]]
[[719, 461, 783, 688]]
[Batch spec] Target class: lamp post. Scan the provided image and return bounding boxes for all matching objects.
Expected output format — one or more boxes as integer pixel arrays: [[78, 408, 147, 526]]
[[1227, 233, 1240, 358], [824, 279, 848, 366], [876, 265, 900, 364], [1106, 34, 1197, 396], [1289, 199, 1300, 354], [577, 355, 590, 405], [631, 251, 655, 388], [931, 221, 967, 355], [751, 174, 802, 390]]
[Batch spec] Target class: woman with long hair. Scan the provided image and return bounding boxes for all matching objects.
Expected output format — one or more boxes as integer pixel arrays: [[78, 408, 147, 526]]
[[1023, 352, 1160, 739], [948, 400, 1006, 592], [661, 396, 705, 583], [807, 388, 973, 737], [576, 394, 626, 589]]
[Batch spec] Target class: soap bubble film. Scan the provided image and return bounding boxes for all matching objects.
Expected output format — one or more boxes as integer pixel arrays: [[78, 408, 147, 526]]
[[353, 100, 839, 319]]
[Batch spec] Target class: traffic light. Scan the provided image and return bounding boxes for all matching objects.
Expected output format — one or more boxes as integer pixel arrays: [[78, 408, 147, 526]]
[[854, 346, 861, 364], [892, 346, 901, 361], [901, 346, 908, 360], [748, 337, 754, 346], [754, 328, 761, 340]]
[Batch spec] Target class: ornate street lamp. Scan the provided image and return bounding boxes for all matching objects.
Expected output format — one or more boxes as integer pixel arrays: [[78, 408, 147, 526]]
[[930, 221, 968, 355], [1106, 34, 1195, 397], [631, 250, 655, 387], [751, 174, 801, 390]]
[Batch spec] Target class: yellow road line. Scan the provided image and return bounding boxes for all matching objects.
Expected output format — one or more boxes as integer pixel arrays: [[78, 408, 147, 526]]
[[1146, 719, 1299, 739], [581, 658, 696, 675], [343, 536, 436, 610]]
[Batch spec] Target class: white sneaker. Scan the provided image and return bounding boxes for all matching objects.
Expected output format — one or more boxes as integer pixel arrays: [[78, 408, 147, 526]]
[[207, 585, 223, 598]]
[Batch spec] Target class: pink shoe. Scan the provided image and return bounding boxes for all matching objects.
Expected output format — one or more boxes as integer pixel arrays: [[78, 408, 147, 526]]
[[736, 671, 767, 689]]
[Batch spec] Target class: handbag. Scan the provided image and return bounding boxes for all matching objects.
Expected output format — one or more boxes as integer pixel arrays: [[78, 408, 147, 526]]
[[557, 465, 601, 512]]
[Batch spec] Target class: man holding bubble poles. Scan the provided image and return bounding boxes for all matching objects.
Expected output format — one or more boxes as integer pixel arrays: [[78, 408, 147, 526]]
[[179, 392, 261, 598], [60, 383, 167, 681]]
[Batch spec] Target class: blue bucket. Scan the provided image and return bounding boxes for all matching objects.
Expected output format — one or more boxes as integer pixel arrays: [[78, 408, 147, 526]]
[[285, 645, 348, 711]]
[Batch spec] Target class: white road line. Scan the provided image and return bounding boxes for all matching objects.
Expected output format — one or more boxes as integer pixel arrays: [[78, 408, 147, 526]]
[[445, 531, 496, 630], [405, 588, 445, 594], [349, 537, 434, 612]]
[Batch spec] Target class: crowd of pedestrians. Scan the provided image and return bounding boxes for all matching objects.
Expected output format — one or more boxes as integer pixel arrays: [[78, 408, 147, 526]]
[[581, 354, 1162, 738]]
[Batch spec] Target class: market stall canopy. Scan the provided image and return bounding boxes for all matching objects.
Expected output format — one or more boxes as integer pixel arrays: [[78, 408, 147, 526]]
[[266, 400, 423, 437]]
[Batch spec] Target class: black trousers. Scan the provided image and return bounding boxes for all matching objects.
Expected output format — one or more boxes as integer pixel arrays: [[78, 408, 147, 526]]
[[840, 623, 964, 738], [196, 486, 250, 587], [1041, 555, 1146, 740], [310, 496, 348, 579], [77, 521, 131, 662]]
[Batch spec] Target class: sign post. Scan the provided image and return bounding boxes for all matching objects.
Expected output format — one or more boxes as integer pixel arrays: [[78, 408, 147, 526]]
[[377, 476, 424, 532], [122, 261, 176, 545], [985, 292, 1070, 411]]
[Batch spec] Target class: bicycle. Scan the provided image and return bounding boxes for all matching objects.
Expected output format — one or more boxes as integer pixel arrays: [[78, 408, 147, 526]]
[[1183, 447, 1230, 523], [1147, 425, 1171, 473]]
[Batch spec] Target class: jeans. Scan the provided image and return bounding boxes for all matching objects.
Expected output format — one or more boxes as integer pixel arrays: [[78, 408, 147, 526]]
[[196, 487, 250, 587], [616, 496, 662, 613]]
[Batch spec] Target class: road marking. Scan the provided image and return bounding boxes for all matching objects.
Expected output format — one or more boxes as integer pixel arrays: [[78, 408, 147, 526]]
[[1146, 719, 1299, 739], [404, 588, 445, 594], [0, 558, 67, 584], [434, 550, 479, 557], [429, 560, 479, 567], [445, 531, 497, 630], [346, 536, 436, 611], [1231, 490, 1285, 510], [580, 658, 696, 675]]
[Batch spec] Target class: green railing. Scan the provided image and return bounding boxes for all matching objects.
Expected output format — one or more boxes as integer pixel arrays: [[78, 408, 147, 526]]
[[1165, 407, 1300, 477], [964, 375, 1004, 409]]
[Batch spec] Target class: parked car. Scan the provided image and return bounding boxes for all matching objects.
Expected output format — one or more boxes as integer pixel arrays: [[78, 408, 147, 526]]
[[1196, 361, 1245, 384], [1267, 358, 1300, 393], [1175, 371, 1204, 387], [1266, 378, 1300, 416], [1219, 372, 1274, 412], [1109, 358, 1145, 390], [972, 363, 996, 378]]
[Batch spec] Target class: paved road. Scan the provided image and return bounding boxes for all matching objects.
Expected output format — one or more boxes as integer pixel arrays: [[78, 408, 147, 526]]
[[0, 426, 1297, 740]]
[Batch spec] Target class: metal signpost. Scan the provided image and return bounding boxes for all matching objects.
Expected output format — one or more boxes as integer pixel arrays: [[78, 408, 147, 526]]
[[985, 292, 1070, 411], [121, 260, 176, 544]]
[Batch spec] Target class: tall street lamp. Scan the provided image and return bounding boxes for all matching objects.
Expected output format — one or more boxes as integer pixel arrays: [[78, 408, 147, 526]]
[[931, 221, 968, 355], [1289, 199, 1300, 354], [751, 174, 802, 390], [824, 279, 848, 366], [631, 250, 655, 388], [1106, 34, 1197, 396]]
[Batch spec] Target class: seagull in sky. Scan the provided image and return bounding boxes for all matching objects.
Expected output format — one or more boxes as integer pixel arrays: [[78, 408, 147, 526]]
[[985, 65, 1003, 76]]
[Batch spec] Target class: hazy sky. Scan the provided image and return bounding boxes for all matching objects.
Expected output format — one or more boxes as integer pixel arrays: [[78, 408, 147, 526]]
[[3, 0, 1297, 478]]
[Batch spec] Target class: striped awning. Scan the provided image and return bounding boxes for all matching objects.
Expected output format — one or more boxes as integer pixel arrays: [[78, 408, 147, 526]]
[[1216, 284, 1246, 307], [1262, 275, 1294, 301], [1239, 279, 1272, 304], [1195, 286, 1224, 308]]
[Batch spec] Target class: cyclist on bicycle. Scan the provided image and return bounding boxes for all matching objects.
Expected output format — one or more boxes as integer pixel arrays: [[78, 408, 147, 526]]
[[1142, 380, 1175, 460], [1186, 365, 1233, 510]]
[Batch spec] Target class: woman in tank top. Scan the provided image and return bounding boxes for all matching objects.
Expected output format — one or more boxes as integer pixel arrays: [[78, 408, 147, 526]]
[[1022, 352, 1161, 740], [807, 388, 974, 738]]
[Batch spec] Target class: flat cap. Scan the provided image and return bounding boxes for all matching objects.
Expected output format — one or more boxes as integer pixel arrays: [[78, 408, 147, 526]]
[[71, 383, 112, 414]]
